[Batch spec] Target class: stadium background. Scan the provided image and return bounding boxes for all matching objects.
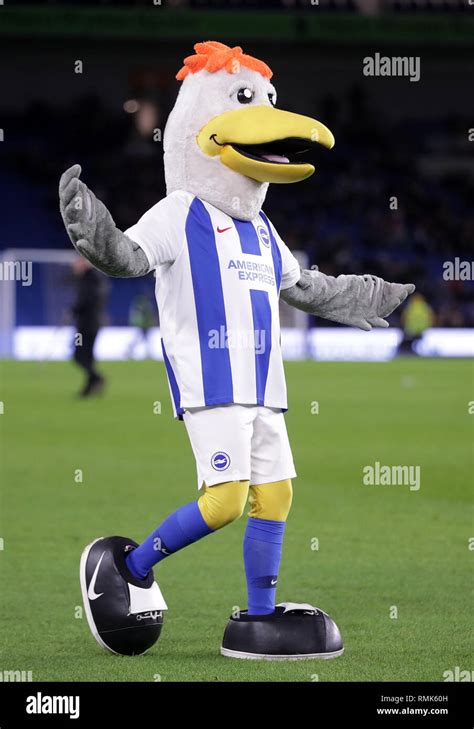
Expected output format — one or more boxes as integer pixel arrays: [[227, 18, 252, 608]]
[[0, 1, 472, 684], [1, 1, 473, 336]]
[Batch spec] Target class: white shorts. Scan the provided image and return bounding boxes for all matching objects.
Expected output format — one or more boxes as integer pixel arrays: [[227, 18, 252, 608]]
[[183, 404, 296, 488]]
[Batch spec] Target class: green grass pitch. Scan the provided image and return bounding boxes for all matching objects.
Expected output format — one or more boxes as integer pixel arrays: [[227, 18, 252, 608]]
[[0, 358, 472, 682]]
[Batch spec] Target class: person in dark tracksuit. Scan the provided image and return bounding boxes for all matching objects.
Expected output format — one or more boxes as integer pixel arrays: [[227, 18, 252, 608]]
[[71, 257, 108, 397]]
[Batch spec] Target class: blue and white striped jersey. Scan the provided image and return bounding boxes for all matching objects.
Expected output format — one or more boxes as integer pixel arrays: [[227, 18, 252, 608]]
[[125, 190, 300, 417]]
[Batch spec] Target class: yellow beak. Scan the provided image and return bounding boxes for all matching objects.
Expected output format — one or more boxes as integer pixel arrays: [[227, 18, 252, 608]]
[[197, 105, 334, 184]]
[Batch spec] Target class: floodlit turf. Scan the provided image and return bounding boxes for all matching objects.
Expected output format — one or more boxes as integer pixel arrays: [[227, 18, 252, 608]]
[[0, 358, 472, 682]]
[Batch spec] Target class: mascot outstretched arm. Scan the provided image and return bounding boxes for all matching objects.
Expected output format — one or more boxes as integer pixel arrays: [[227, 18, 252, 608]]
[[59, 164, 149, 278], [65, 41, 414, 661], [60, 165, 413, 329]]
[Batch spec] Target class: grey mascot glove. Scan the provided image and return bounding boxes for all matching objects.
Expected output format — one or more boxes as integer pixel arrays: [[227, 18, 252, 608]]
[[59, 164, 149, 278], [281, 267, 415, 331]]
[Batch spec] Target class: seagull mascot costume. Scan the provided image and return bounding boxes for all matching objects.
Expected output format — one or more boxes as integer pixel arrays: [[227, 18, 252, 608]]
[[59, 42, 414, 660]]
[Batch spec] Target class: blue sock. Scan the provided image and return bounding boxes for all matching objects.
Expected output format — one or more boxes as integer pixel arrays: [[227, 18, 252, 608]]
[[126, 502, 213, 579], [243, 517, 286, 615]]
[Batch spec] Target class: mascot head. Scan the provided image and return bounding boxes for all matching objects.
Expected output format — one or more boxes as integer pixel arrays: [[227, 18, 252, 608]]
[[164, 41, 334, 221]]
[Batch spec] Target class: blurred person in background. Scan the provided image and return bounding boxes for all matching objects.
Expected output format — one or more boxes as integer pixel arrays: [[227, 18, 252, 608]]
[[127, 292, 156, 359], [71, 257, 108, 397], [399, 292, 435, 355]]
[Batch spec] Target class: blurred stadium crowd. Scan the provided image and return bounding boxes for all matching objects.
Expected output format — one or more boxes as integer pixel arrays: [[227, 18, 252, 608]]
[[3, 82, 472, 328]]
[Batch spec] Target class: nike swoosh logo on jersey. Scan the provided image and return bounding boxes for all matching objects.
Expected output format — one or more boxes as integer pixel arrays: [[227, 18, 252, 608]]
[[88, 551, 106, 601], [271, 579, 278, 585], [216, 226, 232, 233]]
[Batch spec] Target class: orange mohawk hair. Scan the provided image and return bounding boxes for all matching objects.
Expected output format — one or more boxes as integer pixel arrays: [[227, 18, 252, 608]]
[[176, 41, 273, 81]]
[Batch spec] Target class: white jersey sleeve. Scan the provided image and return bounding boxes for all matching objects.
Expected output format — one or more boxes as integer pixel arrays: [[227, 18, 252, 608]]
[[124, 190, 191, 270], [265, 218, 301, 290]]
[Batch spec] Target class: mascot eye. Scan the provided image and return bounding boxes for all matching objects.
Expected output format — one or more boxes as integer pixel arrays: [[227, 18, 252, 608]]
[[237, 87, 254, 104], [268, 92, 276, 106]]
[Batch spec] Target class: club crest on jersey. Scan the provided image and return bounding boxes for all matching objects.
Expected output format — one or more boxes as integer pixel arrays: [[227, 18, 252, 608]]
[[257, 224, 271, 248], [211, 451, 231, 471]]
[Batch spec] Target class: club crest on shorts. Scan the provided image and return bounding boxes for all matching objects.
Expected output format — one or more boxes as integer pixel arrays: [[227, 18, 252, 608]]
[[211, 451, 231, 471], [257, 224, 271, 248]]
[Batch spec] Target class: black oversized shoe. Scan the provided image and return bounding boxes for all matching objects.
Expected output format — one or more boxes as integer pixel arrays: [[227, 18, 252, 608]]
[[221, 602, 343, 661], [79, 536, 167, 656]]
